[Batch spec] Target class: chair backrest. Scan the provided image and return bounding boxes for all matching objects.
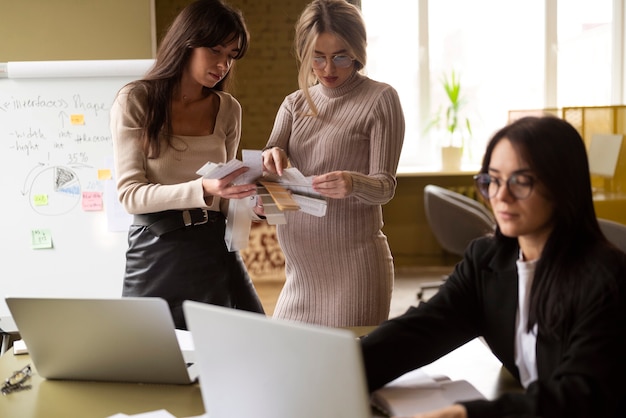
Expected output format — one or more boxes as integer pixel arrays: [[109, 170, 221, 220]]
[[598, 218, 626, 253], [424, 185, 496, 257]]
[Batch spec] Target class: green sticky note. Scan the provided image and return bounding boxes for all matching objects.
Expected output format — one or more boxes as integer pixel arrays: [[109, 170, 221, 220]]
[[33, 194, 48, 206], [31, 229, 53, 249]]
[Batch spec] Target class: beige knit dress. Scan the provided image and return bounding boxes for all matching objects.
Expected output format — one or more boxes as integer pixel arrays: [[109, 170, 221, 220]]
[[266, 71, 405, 327]]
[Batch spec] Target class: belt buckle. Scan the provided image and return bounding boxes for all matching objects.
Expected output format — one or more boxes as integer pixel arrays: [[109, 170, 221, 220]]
[[182, 209, 208, 226], [195, 209, 209, 225]]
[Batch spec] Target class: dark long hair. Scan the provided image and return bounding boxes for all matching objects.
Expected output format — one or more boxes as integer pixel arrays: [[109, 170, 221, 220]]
[[129, 0, 249, 158], [481, 116, 611, 338]]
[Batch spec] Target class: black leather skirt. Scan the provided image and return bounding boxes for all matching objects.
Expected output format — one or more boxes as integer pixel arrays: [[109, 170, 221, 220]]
[[123, 209, 265, 329]]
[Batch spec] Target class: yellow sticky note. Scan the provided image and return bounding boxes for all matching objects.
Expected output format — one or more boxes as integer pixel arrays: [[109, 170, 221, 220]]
[[33, 194, 48, 206], [31, 229, 53, 249], [98, 169, 112, 180], [70, 114, 85, 125]]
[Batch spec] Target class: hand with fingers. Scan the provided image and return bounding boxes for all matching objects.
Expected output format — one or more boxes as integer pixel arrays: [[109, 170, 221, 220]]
[[262, 146, 289, 176], [202, 166, 257, 200], [311, 170, 353, 199], [401, 404, 467, 418]]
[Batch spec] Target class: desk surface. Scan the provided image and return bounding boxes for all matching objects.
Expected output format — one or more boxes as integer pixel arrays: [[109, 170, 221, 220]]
[[0, 330, 521, 418], [0, 352, 205, 418]]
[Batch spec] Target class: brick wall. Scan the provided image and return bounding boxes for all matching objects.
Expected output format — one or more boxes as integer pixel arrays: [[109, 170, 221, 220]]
[[155, 0, 310, 152], [154, 0, 460, 268]]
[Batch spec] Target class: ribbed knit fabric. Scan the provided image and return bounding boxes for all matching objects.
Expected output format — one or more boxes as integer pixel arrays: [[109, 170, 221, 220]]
[[266, 71, 405, 327]]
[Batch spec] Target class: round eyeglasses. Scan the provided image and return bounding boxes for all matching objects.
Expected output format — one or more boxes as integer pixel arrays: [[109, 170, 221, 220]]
[[312, 55, 354, 70], [473, 172, 535, 200]]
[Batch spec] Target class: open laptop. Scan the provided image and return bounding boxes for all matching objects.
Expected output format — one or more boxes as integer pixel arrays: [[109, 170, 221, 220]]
[[5, 297, 198, 384], [183, 300, 372, 418]]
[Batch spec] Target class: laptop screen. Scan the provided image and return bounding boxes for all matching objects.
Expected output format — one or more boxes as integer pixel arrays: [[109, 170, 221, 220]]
[[184, 301, 371, 418]]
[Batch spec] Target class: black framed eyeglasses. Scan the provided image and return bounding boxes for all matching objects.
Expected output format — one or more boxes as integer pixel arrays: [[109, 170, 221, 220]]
[[312, 55, 354, 70], [1, 364, 32, 395], [473, 172, 535, 200]]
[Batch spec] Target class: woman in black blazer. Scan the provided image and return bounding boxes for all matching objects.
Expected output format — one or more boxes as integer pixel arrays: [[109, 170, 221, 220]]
[[361, 116, 626, 418]]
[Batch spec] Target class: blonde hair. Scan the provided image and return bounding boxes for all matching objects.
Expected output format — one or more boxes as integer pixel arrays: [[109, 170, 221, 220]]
[[294, 0, 367, 115]]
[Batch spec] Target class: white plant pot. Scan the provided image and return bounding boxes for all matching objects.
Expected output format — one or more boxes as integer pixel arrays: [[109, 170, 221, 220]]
[[441, 146, 463, 171]]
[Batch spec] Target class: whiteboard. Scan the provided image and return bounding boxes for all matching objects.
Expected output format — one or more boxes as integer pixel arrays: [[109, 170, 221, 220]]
[[0, 59, 154, 316]]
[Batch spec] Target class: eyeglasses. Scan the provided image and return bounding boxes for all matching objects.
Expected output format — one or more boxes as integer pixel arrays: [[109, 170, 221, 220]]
[[473, 172, 535, 200], [1, 364, 32, 395], [311, 55, 354, 70]]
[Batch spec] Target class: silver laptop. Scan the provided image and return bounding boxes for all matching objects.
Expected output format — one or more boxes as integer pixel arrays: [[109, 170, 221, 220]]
[[5, 297, 198, 384], [183, 300, 371, 418]]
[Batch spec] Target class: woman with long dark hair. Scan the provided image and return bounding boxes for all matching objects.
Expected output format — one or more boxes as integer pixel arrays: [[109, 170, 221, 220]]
[[111, 0, 264, 329], [261, 0, 405, 327], [361, 116, 626, 417]]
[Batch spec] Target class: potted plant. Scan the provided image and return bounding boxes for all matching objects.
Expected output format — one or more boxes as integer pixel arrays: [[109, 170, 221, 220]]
[[427, 70, 473, 171]]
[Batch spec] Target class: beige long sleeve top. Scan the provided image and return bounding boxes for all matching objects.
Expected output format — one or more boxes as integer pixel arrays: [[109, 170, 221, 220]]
[[110, 84, 241, 215]]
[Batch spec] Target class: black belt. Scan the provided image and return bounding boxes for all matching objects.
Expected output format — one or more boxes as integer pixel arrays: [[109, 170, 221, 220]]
[[133, 209, 223, 237]]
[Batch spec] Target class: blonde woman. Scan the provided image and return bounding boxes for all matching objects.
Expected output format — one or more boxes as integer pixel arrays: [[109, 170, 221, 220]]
[[262, 0, 405, 327]]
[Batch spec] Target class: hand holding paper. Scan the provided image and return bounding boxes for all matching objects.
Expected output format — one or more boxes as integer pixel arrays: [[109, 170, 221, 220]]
[[261, 146, 288, 175], [201, 168, 256, 200], [196, 154, 327, 218], [195, 151, 328, 252], [311, 170, 353, 199], [196, 150, 262, 185]]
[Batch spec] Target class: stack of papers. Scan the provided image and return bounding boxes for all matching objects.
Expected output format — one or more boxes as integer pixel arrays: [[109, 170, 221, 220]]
[[195, 153, 327, 219], [195, 159, 246, 180], [196, 150, 328, 250]]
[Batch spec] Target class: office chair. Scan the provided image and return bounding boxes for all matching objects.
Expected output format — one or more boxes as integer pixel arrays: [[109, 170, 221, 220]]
[[598, 218, 626, 253], [418, 202, 626, 301], [418, 185, 496, 301]]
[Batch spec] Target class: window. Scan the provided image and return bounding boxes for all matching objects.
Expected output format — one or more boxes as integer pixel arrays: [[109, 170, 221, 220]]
[[362, 0, 618, 170], [556, 0, 612, 107]]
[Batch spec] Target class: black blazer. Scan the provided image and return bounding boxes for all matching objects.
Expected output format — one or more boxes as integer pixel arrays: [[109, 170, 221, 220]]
[[361, 237, 626, 418]]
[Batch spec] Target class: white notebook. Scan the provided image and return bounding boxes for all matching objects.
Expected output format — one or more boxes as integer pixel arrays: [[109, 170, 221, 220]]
[[371, 368, 485, 416]]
